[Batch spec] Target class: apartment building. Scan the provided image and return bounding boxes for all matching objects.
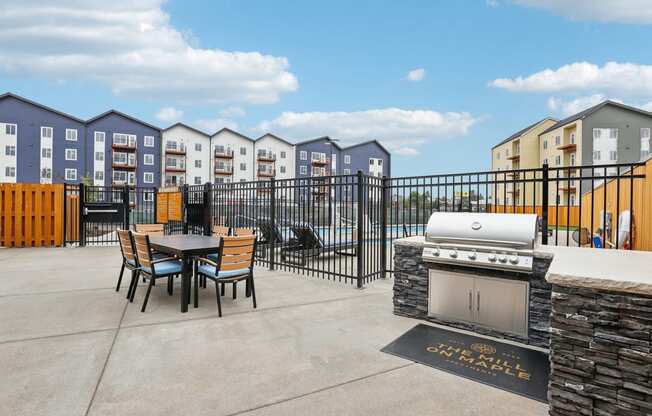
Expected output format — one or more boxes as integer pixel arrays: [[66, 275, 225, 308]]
[[539, 101, 652, 205], [86, 110, 161, 188], [210, 128, 255, 183], [491, 117, 558, 205], [0, 93, 87, 184], [254, 133, 295, 182], [161, 123, 211, 187]]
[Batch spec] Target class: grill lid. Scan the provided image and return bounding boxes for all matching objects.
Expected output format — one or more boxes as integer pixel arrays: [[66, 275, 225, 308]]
[[425, 212, 538, 250]]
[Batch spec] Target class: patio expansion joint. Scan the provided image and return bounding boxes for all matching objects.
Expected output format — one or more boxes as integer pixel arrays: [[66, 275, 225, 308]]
[[83, 299, 129, 416], [224, 362, 415, 416]]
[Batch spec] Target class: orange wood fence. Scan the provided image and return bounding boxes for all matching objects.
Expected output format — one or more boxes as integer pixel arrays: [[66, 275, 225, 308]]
[[487, 205, 580, 227], [0, 184, 64, 247], [156, 191, 183, 223]]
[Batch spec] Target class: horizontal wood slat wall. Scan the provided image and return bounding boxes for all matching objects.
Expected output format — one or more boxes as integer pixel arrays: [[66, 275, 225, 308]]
[[0, 183, 64, 247], [156, 191, 182, 223], [488, 205, 580, 227]]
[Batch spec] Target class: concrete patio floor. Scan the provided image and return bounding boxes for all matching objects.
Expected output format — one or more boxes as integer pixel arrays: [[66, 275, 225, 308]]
[[0, 246, 548, 416]]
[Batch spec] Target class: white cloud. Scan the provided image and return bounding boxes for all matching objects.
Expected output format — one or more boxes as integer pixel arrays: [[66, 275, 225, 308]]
[[486, 0, 499, 7], [490, 61, 652, 97], [195, 117, 238, 133], [642, 101, 652, 111], [156, 106, 183, 123], [512, 0, 652, 24], [0, 0, 298, 104], [394, 147, 420, 156], [546, 94, 613, 116], [219, 106, 246, 118], [256, 108, 479, 154], [405, 68, 426, 82]]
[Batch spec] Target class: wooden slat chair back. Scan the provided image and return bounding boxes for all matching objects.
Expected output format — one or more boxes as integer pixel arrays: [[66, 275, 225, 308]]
[[117, 229, 136, 263], [218, 235, 256, 271], [135, 223, 165, 236], [132, 232, 154, 270], [233, 227, 255, 236], [213, 225, 230, 236]]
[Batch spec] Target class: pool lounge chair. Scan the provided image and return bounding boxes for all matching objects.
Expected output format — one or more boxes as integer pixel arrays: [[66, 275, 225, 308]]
[[281, 222, 357, 266]]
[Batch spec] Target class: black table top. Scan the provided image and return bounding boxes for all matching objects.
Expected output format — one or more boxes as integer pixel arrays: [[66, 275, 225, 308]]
[[149, 235, 222, 256]]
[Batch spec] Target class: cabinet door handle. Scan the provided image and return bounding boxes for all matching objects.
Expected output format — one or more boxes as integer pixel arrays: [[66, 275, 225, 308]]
[[468, 291, 472, 311], [477, 292, 480, 312]]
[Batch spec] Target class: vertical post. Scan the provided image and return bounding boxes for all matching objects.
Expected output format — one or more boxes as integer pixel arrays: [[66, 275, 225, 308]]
[[78, 183, 85, 247], [153, 187, 158, 225], [182, 184, 189, 234], [269, 178, 276, 271], [541, 163, 549, 245], [356, 170, 364, 288], [203, 182, 212, 236], [62, 184, 67, 247], [380, 175, 388, 278], [123, 186, 131, 230]]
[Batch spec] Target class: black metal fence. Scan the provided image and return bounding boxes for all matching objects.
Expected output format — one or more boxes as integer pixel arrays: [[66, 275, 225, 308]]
[[61, 161, 647, 287]]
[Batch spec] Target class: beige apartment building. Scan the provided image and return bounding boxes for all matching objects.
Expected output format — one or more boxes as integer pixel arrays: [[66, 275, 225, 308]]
[[491, 117, 557, 205]]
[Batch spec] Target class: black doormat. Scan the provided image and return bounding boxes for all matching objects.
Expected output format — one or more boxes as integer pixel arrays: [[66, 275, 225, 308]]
[[382, 324, 549, 403]]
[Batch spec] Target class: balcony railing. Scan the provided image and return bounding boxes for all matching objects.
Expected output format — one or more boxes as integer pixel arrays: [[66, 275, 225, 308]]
[[165, 162, 186, 172], [165, 144, 186, 155], [214, 164, 233, 175], [311, 154, 328, 165], [215, 148, 234, 158], [257, 167, 275, 177], [257, 151, 276, 161], [112, 160, 137, 170], [112, 141, 136, 151]]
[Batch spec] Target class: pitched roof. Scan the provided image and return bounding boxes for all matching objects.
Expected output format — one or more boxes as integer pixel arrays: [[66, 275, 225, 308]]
[[86, 109, 161, 131], [163, 122, 210, 137], [0, 92, 86, 123], [491, 117, 557, 149], [540, 100, 652, 136], [341, 139, 390, 156], [255, 133, 294, 146], [212, 127, 254, 141], [294, 136, 343, 149]]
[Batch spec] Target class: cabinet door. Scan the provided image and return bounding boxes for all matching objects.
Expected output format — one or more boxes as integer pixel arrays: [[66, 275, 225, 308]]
[[428, 270, 475, 323], [474, 277, 528, 336]]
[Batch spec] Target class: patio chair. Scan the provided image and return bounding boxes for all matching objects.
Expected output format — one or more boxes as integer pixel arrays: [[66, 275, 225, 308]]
[[233, 227, 255, 236], [213, 225, 230, 236], [131, 232, 183, 312], [571, 227, 591, 246], [134, 223, 165, 235], [281, 222, 357, 266], [116, 229, 140, 300], [195, 235, 257, 317]]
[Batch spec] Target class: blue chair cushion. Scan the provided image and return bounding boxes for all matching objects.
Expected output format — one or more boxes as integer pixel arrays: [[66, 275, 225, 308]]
[[197, 264, 250, 279], [126, 259, 136, 267], [206, 253, 219, 261], [143, 260, 182, 276]]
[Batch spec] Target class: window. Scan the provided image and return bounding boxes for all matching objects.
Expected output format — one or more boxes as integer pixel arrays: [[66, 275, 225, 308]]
[[609, 151, 618, 161], [280, 151, 286, 159], [609, 128, 619, 139], [143, 193, 154, 202], [144, 136, 155, 147], [194, 176, 202, 185], [113, 171, 127, 183], [543, 140, 547, 150], [378, 159, 383, 166], [113, 133, 136, 147], [570, 133, 575, 144], [65, 129, 78, 141], [641, 128, 651, 159], [143, 172, 154, 183], [195, 160, 201, 168], [570, 153, 576, 166], [41, 168, 52, 179], [41, 126, 53, 138], [593, 129, 601, 139], [555, 155, 561, 165], [95, 152, 104, 161], [369, 159, 374, 165], [240, 147, 246, 155], [279, 166, 286, 174], [300, 151, 307, 160], [240, 163, 246, 171], [41, 148, 51, 158], [593, 151, 601, 161], [5, 145, 16, 156], [5, 166, 16, 177], [505, 149, 509, 156], [344, 155, 351, 164], [5, 124, 17, 135], [195, 143, 202, 152], [569, 195, 576, 205], [114, 152, 128, 165], [343, 168, 351, 174], [555, 136, 561, 145], [299, 165, 307, 175], [95, 131, 105, 143], [65, 168, 77, 181], [95, 171, 103, 181], [144, 154, 154, 165], [65, 149, 77, 161]]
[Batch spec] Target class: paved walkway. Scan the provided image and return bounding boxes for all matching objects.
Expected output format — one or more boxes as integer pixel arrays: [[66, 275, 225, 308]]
[[0, 246, 548, 416]]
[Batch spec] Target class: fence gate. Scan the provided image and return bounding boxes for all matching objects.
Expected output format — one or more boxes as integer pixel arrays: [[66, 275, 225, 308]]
[[80, 185, 127, 245], [184, 184, 212, 235]]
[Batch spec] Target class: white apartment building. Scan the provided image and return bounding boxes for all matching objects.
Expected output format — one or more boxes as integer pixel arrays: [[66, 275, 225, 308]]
[[1, 122, 18, 183], [210, 128, 255, 183], [161, 123, 211, 187], [254, 133, 296, 182]]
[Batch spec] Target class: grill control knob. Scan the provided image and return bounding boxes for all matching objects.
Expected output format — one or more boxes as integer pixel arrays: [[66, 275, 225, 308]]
[[434, 247, 440, 257], [509, 255, 519, 265], [488, 252, 497, 262], [450, 249, 458, 258], [498, 254, 508, 263], [468, 250, 477, 260]]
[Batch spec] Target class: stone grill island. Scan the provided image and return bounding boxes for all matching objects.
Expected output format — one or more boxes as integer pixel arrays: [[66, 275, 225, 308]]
[[393, 236, 652, 415]]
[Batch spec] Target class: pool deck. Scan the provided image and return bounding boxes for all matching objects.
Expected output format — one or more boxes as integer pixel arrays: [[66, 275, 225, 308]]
[[0, 246, 548, 416]]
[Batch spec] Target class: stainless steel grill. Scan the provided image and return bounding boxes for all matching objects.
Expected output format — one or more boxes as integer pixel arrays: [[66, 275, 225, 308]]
[[422, 212, 538, 273]]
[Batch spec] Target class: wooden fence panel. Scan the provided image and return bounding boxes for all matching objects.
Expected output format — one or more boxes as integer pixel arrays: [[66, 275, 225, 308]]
[[487, 205, 580, 227], [156, 191, 182, 223], [0, 183, 65, 248], [65, 194, 79, 243]]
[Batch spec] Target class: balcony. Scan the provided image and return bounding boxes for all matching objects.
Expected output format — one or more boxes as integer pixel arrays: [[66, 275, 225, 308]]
[[311, 155, 329, 165], [257, 151, 276, 162], [257, 168, 276, 178], [165, 144, 186, 155], [215, 148, 234, 158], [112, 161, 137, 170], [112, 141, 136, 151], [506, 154, 520, 161], [214, 165, 233, 175], [557, 143, 577, 152], [165, 163, 186, 173]]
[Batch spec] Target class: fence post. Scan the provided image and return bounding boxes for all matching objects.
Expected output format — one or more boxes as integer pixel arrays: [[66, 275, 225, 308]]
[[380, 175, 388, 278], [541, 163, 549, 245], [356, 170, 364, 288], [123, 186, 131, 230], [269, 178, 276, 271], [182, 184, 189, 234], [153, 187, 158, 225], [78, 183, 85, 247], [203, 182, 212, 236], [62, 185, 67, 247]]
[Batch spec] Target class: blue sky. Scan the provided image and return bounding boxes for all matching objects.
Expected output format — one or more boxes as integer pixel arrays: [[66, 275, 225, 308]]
[[2, 0, 652, 176]]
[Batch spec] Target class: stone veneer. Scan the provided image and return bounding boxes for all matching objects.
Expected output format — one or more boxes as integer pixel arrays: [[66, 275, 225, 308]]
[[393, 239, 552, 348]]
